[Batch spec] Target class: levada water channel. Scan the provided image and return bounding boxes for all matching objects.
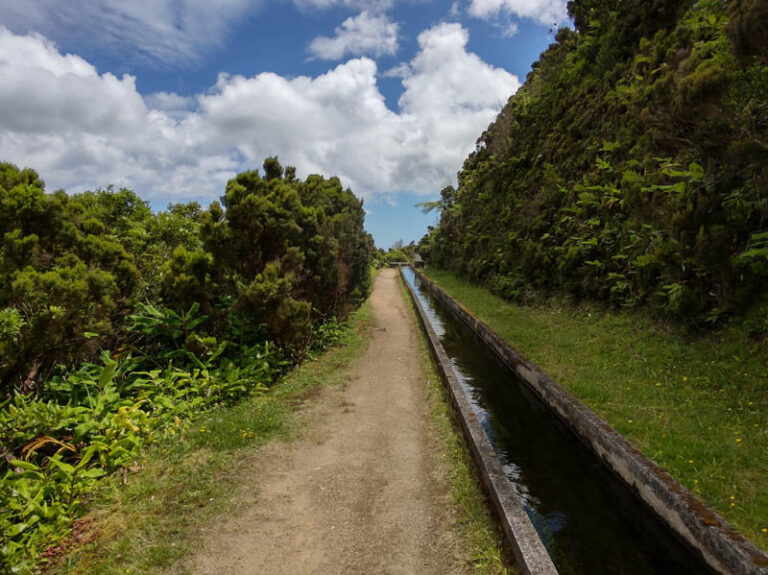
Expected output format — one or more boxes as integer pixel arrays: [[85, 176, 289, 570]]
[[401, 267, 712, 574]]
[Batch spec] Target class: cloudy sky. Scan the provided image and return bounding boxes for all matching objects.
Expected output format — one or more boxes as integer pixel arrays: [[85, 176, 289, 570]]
[[0, 0, 567, 248]]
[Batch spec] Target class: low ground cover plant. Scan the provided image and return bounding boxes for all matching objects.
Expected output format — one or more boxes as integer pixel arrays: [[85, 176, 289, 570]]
[[0, 300, 332, 572]]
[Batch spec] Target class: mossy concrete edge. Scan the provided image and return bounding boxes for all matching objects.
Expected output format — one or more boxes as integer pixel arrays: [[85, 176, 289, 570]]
[[400, 267, 559, 575], [412, 267, 768, 575]]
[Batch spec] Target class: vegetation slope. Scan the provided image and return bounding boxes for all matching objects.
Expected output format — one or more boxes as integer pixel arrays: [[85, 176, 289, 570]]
[[421, 0, 767, 327], [417, 0, 768, 552]]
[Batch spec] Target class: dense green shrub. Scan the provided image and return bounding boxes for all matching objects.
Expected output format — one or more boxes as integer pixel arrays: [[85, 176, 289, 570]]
[[0, 157, 373, 572], [0, 173, 147, 392], [198, 160, 372, 348]]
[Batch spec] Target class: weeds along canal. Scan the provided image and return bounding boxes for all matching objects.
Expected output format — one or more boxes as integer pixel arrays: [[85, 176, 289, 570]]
[[401, 267, 711, 575]]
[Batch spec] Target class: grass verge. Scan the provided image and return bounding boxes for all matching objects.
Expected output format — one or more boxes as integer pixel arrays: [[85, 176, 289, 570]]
[[399, 274, 512, 574], [422, 267, 768, 551], [48, 300, 373, 575]]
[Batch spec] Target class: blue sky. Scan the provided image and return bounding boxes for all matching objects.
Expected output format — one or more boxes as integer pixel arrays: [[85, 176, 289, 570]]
[[0, 0, 567, 248]]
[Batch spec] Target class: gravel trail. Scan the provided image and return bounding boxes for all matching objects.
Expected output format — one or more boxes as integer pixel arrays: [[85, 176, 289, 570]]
[[190, 268, 468, 574]]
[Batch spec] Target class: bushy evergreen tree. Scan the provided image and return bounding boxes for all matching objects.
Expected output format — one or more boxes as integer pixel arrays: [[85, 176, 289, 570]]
[[0, 158, 373, 393]]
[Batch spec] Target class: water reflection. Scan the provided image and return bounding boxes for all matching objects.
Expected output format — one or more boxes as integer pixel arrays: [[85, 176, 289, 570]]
[[402, 268, 709, 575]]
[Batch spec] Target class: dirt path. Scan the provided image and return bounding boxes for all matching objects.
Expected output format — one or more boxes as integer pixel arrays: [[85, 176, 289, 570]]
[[189, 268, 468, 574]]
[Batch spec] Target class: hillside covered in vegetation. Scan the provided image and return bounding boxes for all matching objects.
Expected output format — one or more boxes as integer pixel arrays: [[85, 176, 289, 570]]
[[420, 0, 767, 326], [0, 158, 372, 571]]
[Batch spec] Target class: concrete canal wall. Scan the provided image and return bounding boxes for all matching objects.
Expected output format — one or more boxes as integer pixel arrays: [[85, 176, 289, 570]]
[[401, 268, 558, 575], [405, 267, 768, 575]]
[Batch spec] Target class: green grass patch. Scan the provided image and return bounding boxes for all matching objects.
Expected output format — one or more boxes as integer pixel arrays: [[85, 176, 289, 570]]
[[423, 268, 768, 552], [48, 300, 373, 575], [400, 276, 512, 574]]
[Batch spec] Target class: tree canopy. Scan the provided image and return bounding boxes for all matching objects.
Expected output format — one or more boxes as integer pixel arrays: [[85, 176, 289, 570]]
[[0, 157, 373, 394]]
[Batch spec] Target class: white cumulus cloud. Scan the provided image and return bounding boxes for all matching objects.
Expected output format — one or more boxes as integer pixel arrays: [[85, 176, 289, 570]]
[[142, 92, 197, 121], [308, 11, 399, 60], [469, 0, 568, 26], [0, 24, 520, 204], [399, 23, 518, 115], [294, 0, 396, 12]]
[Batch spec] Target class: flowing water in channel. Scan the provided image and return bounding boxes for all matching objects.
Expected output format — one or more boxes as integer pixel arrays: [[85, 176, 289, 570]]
[[401, 268, 711, 574]]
